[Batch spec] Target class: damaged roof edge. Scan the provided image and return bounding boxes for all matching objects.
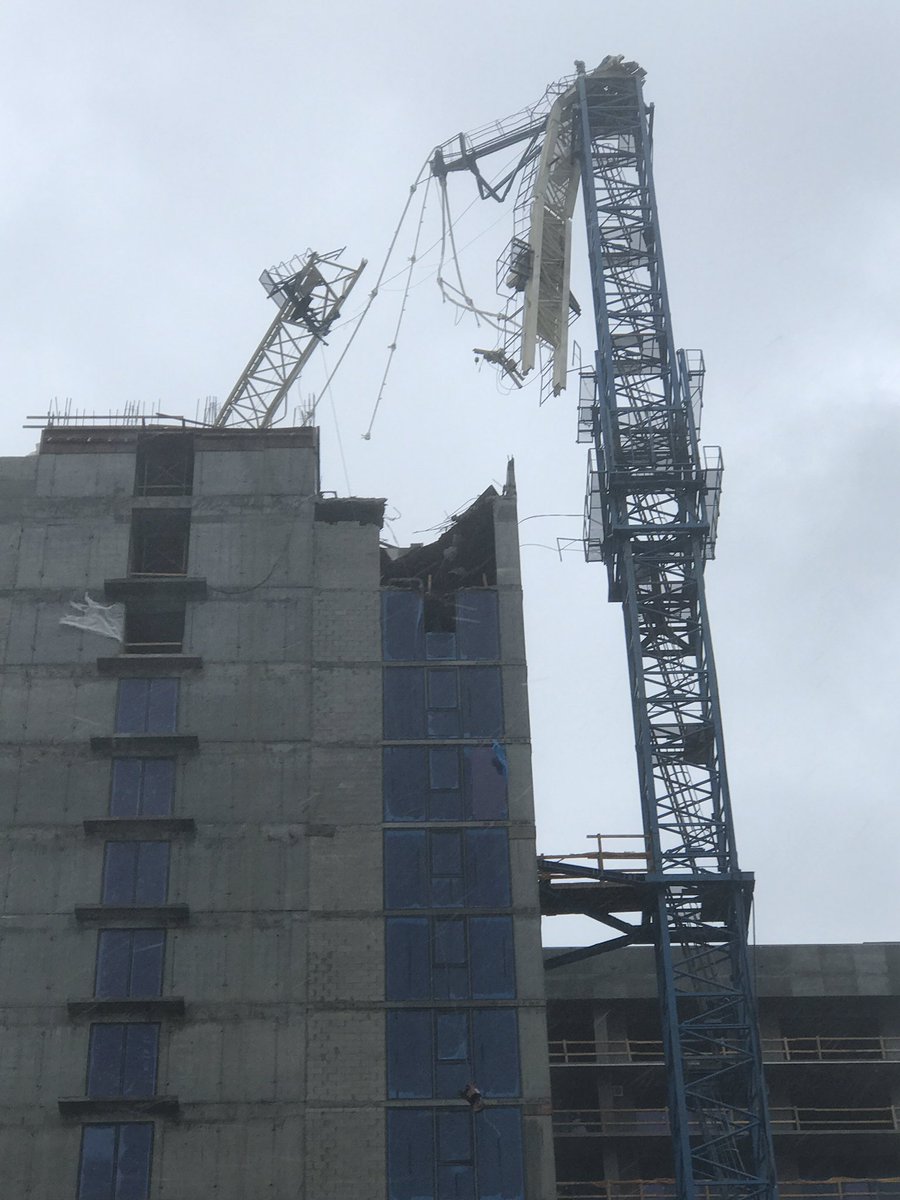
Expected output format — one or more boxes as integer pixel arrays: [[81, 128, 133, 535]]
[[314, 496, 386, 527], [382, 462, 518, 590]]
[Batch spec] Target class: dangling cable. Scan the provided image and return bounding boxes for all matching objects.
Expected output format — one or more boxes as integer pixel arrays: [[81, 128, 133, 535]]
[[362, 174, 432, 441], [436, 178, 511, 335], [317, 348, 352, 495], [315, 157, 431, 404]]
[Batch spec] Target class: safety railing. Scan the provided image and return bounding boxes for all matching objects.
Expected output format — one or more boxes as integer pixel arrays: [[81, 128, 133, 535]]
[[552, 1107, 900, 1136], [541, 833, 651, 876], [549, 1035, 900, 1066], [556, 1182, 900, 1200]]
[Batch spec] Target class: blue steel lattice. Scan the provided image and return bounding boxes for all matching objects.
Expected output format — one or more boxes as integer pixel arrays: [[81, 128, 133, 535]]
[[573, 63, 778, 1198]]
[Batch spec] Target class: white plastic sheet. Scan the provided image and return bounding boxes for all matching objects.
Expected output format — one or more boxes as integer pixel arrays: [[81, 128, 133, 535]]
[[60, 593, 124, 642]]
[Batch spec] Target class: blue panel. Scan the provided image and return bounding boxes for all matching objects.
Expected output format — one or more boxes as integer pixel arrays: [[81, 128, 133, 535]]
[[426, 708, 460, 738], [437, 1110, 472, 1165], [425, 630, 456, 660], [129, 931, 165, 997], [430, 790, 463, 822], [88, 1024, 125, 1097], [387, 1010, 433, 1099], [384, 668, 426, 740], [464, 747, 508, 820], [95, 931, 132, 998], [430, 832, 464, 907], [146, 679, 178, 733], [435, 1011, 468, 1061], [139, 759, 174, 816], [384, 748, 429, 821], [115, 1122, 153, 1200], [383, 591, 424, 661], [432, 917, 468, 1000], [384, 831, 428, 908], [96, 931, 164, 998], [387, 1110, 434, 1200], [475, 1107, 524, 1200], [102, 844, 138, 906], [427, 669, 458, 709], [469, 918, 515, 1000], [122, 1024, 158, 1097], [435, 1011, 470, 1098], [115, 680, 149, 735], [429, 747, 460, 791], [109, 760, 143, 817], [134, 843, 169, 906], [459, 668, 503, 738], [465, 830, 511, 907], [78, 1125, 116, 1200], [472, 1010, 520, 1097], [385, 918, 430, 1000], [438, 1111, 475, 1198], [439, 1162, 475, 1200], [456, 591, 500, 660]]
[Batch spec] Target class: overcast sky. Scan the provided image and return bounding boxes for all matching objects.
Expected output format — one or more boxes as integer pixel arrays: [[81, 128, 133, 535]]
[[2, 1, 898, 947]]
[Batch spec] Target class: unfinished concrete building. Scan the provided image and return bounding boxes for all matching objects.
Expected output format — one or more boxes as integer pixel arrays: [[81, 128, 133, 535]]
[[545, 943, 900, 1195], [0, 422, 556, 1198], [2, 421, 900, 1200]]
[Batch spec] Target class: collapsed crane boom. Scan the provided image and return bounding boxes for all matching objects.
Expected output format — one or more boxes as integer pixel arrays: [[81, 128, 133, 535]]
[[213, 249, 365, 429], [434, 58, 778, 1198]]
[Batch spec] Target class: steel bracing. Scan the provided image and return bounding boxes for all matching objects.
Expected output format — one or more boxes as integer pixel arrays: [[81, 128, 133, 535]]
[[213, 249, 365, 429], [572, 62, 777, 1198]]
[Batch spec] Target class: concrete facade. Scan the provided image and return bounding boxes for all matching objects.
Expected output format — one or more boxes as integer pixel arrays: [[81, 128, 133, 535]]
[[0, 424, 555, 1199]]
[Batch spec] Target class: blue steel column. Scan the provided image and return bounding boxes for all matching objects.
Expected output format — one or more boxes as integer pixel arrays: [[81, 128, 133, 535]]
[[574, 66, 778, 1198]]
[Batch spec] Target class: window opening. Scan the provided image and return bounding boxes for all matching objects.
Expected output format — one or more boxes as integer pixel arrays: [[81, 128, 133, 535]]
[[387, 1108, 524, 1200], [87, 1023, 159, 1098], [115, 679, 178, 734], [135, 433, 193, 497], [95, 930, 165, 998], [384, 829, 511, 909], [387, 1009, 520, 1100], [102, 842, 169, 906], [78, 1123, 153, 1200], [123, 602, 185, 655], [129, 510, 190, 576], [381, 588, 499, 663], [383, 667, 503, 741], [424, 593, 457, 660], [110, 759, 174, 817], [383, 746, 508, 822], [456, 590, 500, 660], [385, 915, 516, 1001]]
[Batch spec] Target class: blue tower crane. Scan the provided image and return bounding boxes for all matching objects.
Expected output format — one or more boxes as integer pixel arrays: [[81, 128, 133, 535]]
[[432, 59, 779, 1198]]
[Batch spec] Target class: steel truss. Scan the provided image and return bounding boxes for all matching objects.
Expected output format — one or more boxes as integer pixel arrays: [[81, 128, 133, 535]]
[[431, 57, 777, 1197], [572, 63, 777, 1198], [213, 249, 365, 429]]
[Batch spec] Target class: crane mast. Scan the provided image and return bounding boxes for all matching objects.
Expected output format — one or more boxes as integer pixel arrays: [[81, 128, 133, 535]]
[[434, 59, 778, 1198]]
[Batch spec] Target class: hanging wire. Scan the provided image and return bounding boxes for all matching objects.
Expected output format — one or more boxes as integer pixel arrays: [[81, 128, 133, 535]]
[[313, 157, 432, 407], [436, 177, 512, 335], [362, 173, 433, 440], [317, 348, 352, 495]]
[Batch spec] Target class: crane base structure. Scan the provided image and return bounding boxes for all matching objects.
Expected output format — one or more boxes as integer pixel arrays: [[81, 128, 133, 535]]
[[433, 58, 779, 1199]]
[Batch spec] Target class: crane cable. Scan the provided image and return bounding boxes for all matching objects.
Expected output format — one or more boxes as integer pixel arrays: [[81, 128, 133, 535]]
[[314, 157, 432, 413], [362, 173, 432, 441], [436, 175, 513, 336]]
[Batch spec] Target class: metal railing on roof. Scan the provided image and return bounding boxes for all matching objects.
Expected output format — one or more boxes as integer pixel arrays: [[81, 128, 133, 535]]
[[548, 1035, 900, 1066], [552, 1106, 900, 1136]]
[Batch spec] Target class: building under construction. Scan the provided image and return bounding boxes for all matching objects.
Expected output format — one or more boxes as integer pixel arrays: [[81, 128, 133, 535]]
[[0, 55, 897, 1200]]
